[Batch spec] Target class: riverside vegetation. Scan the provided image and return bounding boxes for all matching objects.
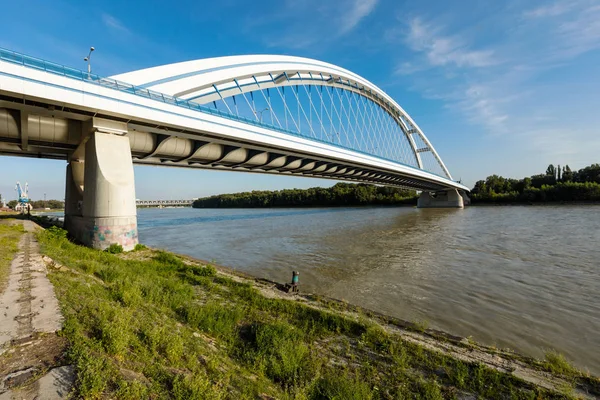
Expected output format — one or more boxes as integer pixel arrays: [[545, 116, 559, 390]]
[[471, 163, 600, 204], [192, 183, 417, 208], [192, 163, 600, 208], [31, 224, 599, 399]]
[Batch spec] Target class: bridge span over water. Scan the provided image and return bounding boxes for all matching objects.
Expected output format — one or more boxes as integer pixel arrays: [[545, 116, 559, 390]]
[[136, 199, 193, 207], [0, 48, 468, 250]]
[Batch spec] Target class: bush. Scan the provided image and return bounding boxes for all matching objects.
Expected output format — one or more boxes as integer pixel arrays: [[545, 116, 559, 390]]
[[105, 243, 124, 254], [309, 371, 375, 400], [240, 322, 319, 388], [46, 226, 68, 239], [154, 251, 185, 269], [543, 350, 579, 376], [134, 243, 147, 251], [187, 264, 217, 277]]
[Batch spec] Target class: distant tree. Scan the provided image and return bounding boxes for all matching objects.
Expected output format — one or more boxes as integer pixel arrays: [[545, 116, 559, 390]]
[[471, 180, 487, 195], [470, 163, 600, 204], [7, 200, 17, 209], [544, 165, 557, 185], [562, 165, 573, 182], [192, 183, 417, 208], [575, 164, 600, 184]]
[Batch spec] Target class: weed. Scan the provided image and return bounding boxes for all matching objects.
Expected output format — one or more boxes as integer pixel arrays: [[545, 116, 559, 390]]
[[414, 319, 429, 332], [360, 325, 391, 352], [46, 225, 67, 239], [105, 243, 124, 254], [240, 322, 319, 388], [172, 373, 224, 400], [309, 371, 375, 400], [179, 302, 244, 341], [133, 243, 147, 251], [154, 250, 185, 268], [544, 350, 579, 377]]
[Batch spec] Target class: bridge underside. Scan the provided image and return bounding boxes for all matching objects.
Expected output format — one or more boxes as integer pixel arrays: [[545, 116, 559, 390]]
[[0, 101, 451, 192]]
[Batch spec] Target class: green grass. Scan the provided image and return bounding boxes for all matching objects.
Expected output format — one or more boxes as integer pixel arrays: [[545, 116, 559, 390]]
[[543, 351, 580, 377], [37, 227, 577, 399], [0, 221, 25, 290]]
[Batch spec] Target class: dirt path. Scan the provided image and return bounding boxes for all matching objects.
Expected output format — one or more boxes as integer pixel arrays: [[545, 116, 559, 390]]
[[0, 220, 71, 400]]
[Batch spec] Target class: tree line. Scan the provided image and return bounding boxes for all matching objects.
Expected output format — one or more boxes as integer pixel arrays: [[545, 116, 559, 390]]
[[192, 183, 417, 208], [471, 163, 600, 203]]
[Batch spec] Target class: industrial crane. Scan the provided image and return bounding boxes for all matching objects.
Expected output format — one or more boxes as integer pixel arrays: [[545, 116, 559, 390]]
[[14, 181, 32, 213]]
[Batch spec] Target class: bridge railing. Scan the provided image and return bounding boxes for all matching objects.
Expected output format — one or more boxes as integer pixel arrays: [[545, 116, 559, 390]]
[[0, 47, 453, 182]]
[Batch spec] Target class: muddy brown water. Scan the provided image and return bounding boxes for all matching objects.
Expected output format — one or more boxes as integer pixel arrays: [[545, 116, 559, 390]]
[[50, 205, 600, 374]]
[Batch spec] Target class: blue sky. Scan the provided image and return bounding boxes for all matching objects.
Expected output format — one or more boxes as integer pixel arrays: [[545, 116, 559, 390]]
[[1, 0, 599, 200]]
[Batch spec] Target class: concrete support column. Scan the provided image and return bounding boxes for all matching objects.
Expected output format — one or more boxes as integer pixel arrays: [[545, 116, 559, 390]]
[[63, 161, 84, 234], [417, 189, 464, 208], [64, 118, 138, 250]]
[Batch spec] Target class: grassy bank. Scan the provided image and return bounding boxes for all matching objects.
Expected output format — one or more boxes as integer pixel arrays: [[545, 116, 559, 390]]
[[0, 220, 25, 290], [37, 227, 597, 399]]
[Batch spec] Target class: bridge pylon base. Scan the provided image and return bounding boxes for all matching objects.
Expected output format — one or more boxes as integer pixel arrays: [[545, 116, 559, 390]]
[[64, 119, 138, 251], [417, 189, 464, 209]]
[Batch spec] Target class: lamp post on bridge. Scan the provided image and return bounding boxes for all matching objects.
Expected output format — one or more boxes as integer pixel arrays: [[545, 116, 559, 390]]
[[253, 107, 269, 123], [83, 46, 95, 79]]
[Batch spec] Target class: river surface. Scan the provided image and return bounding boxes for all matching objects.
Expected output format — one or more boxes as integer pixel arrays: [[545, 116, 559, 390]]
[[58, 206, 600, 373]]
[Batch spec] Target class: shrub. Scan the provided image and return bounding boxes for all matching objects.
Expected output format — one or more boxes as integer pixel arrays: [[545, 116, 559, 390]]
[[134, 243, 147, 251], [543, 350, 579, 376], [154, 251, 185, 269], [310, 371, 375, 400], [187, 264, 217, 277], [241, 322, 319, 388], [46, 225, 68, 239], [105, 243, 124, 254]]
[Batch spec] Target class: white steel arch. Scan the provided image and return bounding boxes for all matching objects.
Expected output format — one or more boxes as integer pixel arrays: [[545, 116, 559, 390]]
[[112, 55, 453, 179]]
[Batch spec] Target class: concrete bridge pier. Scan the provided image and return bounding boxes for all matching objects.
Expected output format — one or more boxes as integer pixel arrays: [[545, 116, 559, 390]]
[[417, 189, 465, 209], [64, 118, 138, 251]]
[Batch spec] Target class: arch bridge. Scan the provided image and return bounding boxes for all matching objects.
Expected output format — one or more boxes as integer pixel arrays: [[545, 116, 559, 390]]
[[0, 48, 468, 250]]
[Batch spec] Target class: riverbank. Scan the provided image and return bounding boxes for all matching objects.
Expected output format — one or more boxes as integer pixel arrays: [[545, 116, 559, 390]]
[[17, 223, 596, 398]]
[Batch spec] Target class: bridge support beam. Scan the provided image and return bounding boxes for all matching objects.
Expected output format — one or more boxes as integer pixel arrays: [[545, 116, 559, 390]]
[[417, 189, 464, 209], [64, 119, 138, 251]]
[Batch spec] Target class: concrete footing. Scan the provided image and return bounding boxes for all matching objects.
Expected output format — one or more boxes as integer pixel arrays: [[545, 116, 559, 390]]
[[417, 189, 464, 208], [64, 118, 138, 251]]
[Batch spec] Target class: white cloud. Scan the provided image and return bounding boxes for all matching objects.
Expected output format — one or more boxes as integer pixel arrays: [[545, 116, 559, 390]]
[[339, 0, 379, 35], [523, 2, 573, 18], [395, 61, 427, 75], [555, 4, 600, 57], [101, 13, 130, 35], [250, 0, 379, 49], [405, 18, 496, 69], [389, 4, 600, 168]]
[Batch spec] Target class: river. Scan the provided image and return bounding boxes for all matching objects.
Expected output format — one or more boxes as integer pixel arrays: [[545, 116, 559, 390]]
[[56, 205, 600, 373]]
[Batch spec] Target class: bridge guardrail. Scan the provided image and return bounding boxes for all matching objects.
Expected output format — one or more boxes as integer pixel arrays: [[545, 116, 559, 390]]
[[0, 47, 456, 184]]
